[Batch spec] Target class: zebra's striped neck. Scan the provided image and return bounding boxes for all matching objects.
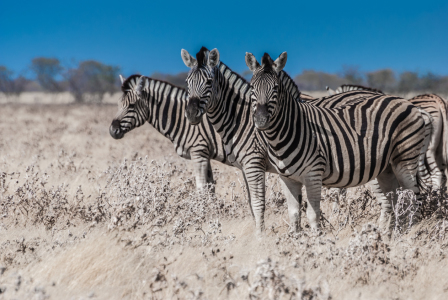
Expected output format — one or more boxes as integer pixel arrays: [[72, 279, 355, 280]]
[[279, 71, 302, 101], [207, 62, 252, 144], [139, 76, 188, 142], [262, 71, 322, 176]]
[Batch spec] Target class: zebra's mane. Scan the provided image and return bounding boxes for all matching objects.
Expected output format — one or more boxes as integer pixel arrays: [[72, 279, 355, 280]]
[[196, 46, 210, 67], [122, 75, 186, 93], [408, 93, 442, 101], [261, 53, 274, 70], [279, 70, 302, 101], [335, 84, 383, 94], [121, 74, 143, 92], [219, 61, 251, 96]]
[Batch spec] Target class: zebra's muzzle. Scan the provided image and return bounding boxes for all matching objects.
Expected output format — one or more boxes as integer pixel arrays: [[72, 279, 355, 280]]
[[109, 120, 125, 139], [254, 105, 270, 131], [185, 97, 203, 125]]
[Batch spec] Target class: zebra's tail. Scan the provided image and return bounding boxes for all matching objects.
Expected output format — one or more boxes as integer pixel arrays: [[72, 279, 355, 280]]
[[437, 95, 448, 185], [416, 108, 434, 192]]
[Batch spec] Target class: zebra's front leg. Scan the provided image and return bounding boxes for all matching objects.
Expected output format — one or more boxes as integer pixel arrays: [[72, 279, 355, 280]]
[[279, 176, 303, 232], [243, 166, 266, 236], [304, 177, 323, 231], [205, 160, 215, 193], [242, 173, 254, 219], [193, 156, 214, 192]]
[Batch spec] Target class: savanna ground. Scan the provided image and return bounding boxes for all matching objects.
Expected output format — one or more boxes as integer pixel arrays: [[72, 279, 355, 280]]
[[1, 97, 448, 299]]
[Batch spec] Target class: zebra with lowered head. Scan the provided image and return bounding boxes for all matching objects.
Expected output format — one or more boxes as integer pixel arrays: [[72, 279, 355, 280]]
[[109, 74, 231, 191], [245, 51, 432, 231]]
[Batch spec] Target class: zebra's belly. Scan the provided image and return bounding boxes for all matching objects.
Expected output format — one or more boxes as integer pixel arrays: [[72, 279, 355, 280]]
[[321, 161, 385, 188], [273, 156, 387, 189]]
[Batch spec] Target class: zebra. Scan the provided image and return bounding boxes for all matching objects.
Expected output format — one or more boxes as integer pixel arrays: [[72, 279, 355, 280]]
[[245, 51, 432, 231], [323, 85, 448, 219], [181, 47, 273, 235], [326, 84, 448, 189], [109, 74, 231, 191], [181, 47, 388, 235]]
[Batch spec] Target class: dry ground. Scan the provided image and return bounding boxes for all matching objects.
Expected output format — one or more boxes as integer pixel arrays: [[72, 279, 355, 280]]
[[1, 102, 448, 300]]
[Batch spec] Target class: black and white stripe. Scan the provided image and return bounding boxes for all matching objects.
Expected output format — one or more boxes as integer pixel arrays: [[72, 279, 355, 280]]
[[327, 85, 448, 189], [246, 52, 432, 231], [181, 47, 396, 235], [109, 74, 229, 190], [182, 47, 277, 234]]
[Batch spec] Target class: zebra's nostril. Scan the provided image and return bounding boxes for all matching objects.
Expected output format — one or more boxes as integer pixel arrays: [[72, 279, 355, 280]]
[[110, 122, 125, 139]]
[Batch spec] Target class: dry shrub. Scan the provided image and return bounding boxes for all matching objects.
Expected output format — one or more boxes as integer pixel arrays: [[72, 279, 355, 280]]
[[248, 258, 331, 300], [0, 165, 95, 230], [101, 157, 246, 249]]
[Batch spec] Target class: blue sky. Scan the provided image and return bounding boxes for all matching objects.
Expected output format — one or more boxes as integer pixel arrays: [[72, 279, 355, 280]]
[[1, 0, 447, 78]]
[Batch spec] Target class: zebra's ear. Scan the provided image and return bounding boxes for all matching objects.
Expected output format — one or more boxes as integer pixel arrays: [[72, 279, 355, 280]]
[[273, 52, 287, 73], [326, 86, 335, 96], [208, 48, 220, 68], [245, 52, 260, 72], [181, 49, 197, 68], [134, 76, 144, 97], [119, 74, 125, 85]]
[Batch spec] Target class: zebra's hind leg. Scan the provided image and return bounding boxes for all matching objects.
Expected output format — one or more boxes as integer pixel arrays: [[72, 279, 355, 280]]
[[425, 108, 443, 189], [392, 163, 423, 228], [326, 188, 342, 213], [279, 176, 303, 232], [304, 177, 323, 231], [374, 168, 400, 235]]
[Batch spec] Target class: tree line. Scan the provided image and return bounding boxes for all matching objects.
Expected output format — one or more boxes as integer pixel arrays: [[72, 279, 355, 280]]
[[1, 58, 447, 102], [293, 66, 448, 94], [0, 58, 122, 102]]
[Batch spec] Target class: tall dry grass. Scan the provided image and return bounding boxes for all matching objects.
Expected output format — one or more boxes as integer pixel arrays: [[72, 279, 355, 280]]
[[1, 103, 448, 299]]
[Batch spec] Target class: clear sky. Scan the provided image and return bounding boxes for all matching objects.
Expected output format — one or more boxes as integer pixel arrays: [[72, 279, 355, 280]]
[[1, 0, 447, 78]]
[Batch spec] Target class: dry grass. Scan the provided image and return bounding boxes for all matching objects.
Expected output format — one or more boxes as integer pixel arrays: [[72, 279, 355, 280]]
[[1, 103, 448, 299]]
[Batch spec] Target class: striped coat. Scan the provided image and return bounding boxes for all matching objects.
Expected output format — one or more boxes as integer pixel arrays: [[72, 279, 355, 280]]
[[245, 52, 432, 231], [181, 47, 399, 234], [109, 75, 230, 191]]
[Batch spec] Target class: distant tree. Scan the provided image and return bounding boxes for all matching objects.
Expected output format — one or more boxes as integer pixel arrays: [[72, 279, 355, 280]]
[[341, 65, 364, 85], [30, 57, 63, 92], [151, 72, 188, 89], [0, 66, 14, 94], [436, 76, 448, 94], [398, 72, 419, 93], [295, 70, 346, 91], [66, 60, 120, 102], [366, 69, 396, 92], [0, 66, 28, 96], [420, 72, 441, 91]]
